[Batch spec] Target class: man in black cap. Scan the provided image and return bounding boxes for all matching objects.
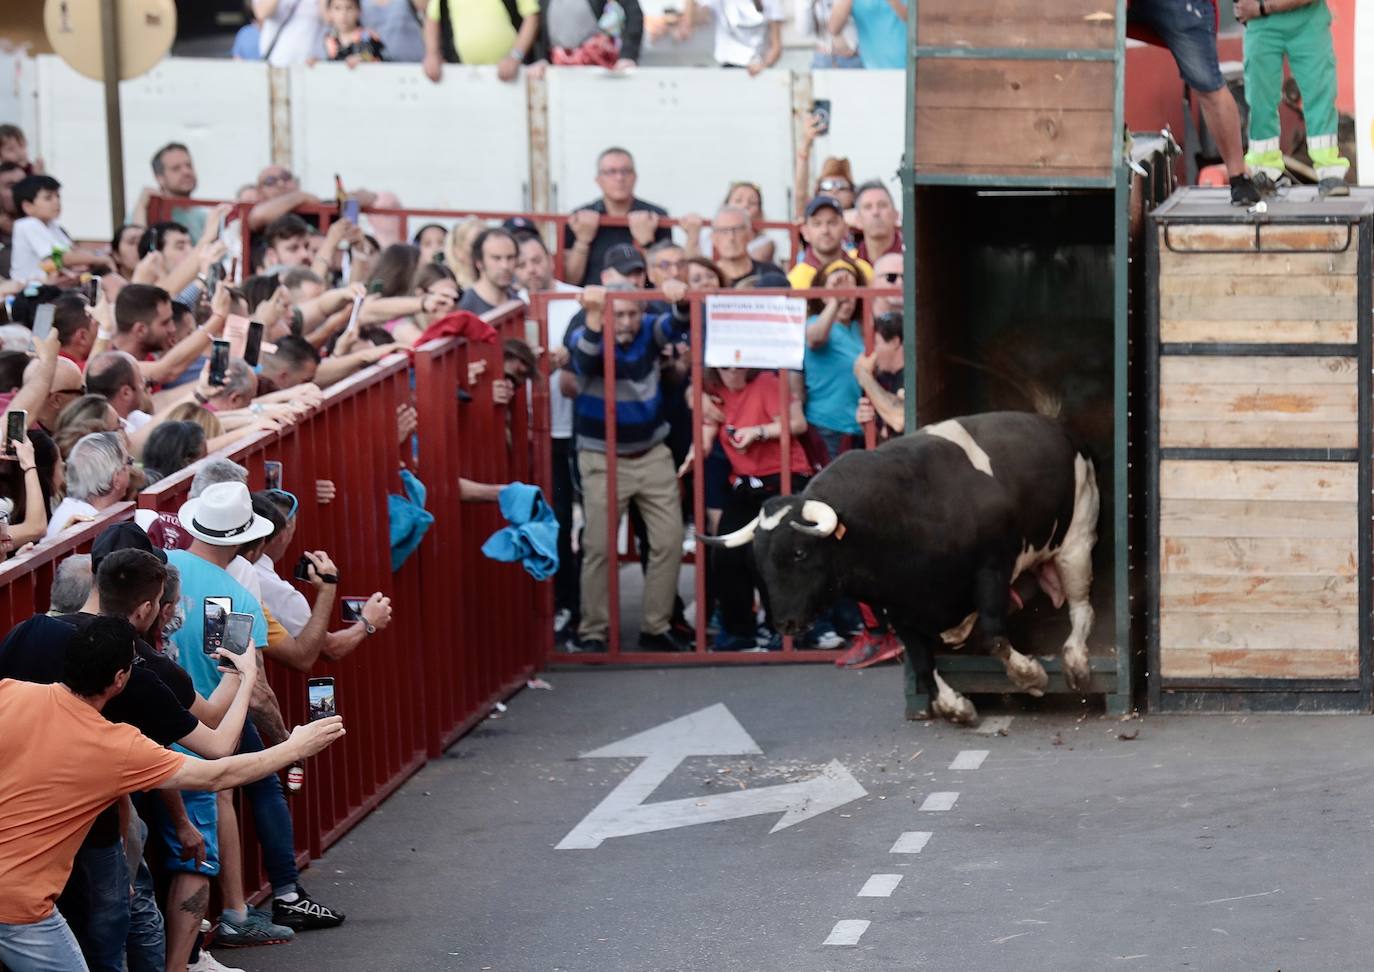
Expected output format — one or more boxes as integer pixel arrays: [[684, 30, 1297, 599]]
[[599, 242, 648, 288], [563, 147, 671, 286], [458, 226, 522, 316], [0, 524, 257, 972], [787, 195, 872, 290]]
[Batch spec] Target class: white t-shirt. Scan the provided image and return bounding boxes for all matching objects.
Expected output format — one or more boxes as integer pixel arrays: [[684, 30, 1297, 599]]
[[10, 217, 74, 284], [124, 411, 153, 435], [702, 0, 784, 67], [254, 554, 312, 638], [44, 497, 98, 542], [517, 280, 582, 441], [259, 0, 325, 66]]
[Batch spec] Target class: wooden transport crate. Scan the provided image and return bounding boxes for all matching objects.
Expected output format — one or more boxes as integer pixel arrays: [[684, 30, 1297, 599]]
[[1146, 186, 1374, 712], [910, 0, 1121, 186]]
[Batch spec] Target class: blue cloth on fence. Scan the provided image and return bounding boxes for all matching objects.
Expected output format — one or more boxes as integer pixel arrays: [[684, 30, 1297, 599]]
[[389, 468, 434, 571], [481, 482, 560, 581]]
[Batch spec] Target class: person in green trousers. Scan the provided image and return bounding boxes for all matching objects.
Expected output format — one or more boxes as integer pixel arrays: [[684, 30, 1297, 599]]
[[1236, 0, 1350, 197]]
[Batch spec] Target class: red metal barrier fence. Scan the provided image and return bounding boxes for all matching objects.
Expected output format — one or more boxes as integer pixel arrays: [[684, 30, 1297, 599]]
[[0, 301, 550, 893], [144, 196, 804, 286], [528, 285, 898, 664]]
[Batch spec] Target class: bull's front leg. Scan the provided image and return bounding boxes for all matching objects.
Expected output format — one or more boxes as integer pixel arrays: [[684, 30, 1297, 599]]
[[894, 628, 978, 726], [976, 565, 1048, 698]]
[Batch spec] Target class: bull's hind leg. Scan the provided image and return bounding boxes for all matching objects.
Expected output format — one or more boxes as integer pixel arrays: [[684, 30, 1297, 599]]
[[1054, 455, 1100, 693], [976, 566, 1048, 697]]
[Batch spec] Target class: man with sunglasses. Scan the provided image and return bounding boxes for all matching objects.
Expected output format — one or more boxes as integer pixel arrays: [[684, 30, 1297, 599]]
[[27, 354, 84, 433], [870, 251, 903, 316]]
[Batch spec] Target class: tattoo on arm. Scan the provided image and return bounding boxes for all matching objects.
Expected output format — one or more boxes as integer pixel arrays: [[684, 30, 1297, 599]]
[[179, 883, 210, 915]]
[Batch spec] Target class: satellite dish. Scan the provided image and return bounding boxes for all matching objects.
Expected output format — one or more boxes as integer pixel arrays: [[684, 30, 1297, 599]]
[[44, 0, 177, 82]]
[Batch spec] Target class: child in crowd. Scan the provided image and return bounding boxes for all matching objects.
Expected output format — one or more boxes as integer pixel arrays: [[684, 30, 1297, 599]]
[[9, 176, 111, 284], [324, 0, 387, 64], [0, 124, 41, 176]]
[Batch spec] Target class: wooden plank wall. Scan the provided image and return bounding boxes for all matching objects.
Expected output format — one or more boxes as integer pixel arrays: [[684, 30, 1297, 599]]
[[912, 0, 1117, 181], [1155, 222, 1361, 683]]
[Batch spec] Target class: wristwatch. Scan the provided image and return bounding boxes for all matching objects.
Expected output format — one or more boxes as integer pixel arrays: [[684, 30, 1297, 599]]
[[359, 618, 376, 636]]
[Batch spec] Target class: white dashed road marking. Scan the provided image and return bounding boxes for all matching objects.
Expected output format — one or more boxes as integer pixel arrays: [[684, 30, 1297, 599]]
[[890, 831, 933, 854], [949, 750, 989, 770], [824, 920, 871, 946], [920, 792, 960, 812], [973, 716, 1013, 736], [857, 874, 903, 898]]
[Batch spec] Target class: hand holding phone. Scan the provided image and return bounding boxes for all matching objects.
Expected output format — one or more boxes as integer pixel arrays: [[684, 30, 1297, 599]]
[[222, 612, 255, 655], [811, 98, 831, 136], [31, 304, 55, 341], [208, 340, 231, 387], [5, 411, 27, 457], [308, 677, 336, 722], [341, 597, 368, 623], [263, 459, 283, 491]]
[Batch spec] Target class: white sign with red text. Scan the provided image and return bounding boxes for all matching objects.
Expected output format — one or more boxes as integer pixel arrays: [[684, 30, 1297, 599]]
[[703, 295, 807, 371]]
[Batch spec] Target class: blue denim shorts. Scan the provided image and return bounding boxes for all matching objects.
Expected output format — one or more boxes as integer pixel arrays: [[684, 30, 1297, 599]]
[[1128, 0, 1225, 92], [155, 788, 221, 877]]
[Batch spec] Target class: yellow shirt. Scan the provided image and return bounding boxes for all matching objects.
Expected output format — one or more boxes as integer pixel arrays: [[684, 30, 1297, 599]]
[[787, 254, 873, 290], [426, 0, 540, 65]]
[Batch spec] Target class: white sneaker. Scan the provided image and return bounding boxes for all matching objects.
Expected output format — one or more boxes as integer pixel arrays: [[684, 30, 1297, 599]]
[[815, 630, 846, 650], [188, 951, 246, 972]]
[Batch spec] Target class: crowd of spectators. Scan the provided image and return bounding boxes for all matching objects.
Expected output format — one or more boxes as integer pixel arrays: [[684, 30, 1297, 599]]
[[220, 0, 906, 76], [0, 108, 905, 971]]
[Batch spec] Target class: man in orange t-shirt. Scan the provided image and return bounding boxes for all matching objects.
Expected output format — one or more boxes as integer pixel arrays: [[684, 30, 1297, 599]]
[[0, 617, 346, 972]]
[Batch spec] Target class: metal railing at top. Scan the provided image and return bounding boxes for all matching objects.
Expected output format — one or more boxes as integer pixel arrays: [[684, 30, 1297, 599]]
[[144, 196, 805, 287], [525, 285, 899, 661]]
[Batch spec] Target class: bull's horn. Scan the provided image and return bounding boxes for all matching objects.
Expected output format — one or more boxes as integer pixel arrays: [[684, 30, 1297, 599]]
[[699, 514, 761, 549], [789, 500, 839, 538]]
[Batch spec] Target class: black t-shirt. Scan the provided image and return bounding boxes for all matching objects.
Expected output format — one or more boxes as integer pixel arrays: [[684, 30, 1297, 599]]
[[562, 197, 672, 285], [0, 613, 198, 846], [723, 259, 786, 286], [875, 367, 904, 440], [457, 287, 518, 317]]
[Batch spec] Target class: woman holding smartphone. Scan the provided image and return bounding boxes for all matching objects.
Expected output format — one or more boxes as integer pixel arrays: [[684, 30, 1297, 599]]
[[0, 432, 48, 552]]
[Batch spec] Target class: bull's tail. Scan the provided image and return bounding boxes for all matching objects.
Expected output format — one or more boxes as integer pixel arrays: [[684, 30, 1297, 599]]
[[946, 353, 1063, 420]]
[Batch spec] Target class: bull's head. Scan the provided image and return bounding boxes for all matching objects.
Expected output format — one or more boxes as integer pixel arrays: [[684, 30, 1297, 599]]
[[700, 496, 842, 637]]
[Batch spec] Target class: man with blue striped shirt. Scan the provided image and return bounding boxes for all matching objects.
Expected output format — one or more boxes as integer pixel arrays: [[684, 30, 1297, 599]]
[[567, 282, 690, 653]]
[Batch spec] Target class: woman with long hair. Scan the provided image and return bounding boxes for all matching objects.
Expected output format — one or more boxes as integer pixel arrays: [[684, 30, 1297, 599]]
[[803, 256, 865, 464]]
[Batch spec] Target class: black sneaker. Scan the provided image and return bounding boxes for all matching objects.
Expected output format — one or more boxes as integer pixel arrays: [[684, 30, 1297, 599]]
[[1318, 177, 1351, 198], [639, 630, 691, 652], [1251, 171, 1289, 198], [272, 885, 345, 931], [1230, 174, 1261, 206], [570, 636, 606, 653]]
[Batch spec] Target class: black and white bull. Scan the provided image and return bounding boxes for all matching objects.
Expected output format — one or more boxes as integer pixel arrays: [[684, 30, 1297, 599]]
[[704, 411, 1099, 726]]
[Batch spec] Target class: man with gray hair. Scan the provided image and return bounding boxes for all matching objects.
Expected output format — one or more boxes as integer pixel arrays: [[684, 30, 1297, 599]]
[[712, 205, 783, 285], [44, 432, 130, 540], [48, 554, 93, 615]]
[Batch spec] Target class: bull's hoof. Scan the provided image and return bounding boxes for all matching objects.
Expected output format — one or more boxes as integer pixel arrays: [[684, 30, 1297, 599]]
[[933, 694, 980, 727], [1007, 654, 1049, 697], [1063, 646, 1092, 693]]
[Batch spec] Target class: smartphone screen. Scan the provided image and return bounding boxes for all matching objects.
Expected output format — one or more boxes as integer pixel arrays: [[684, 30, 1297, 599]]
[[342, 199, 360, 225], [202, 596, 232, 654], [344, 293, 364, 335], [264, 460, 283, 491], [222, 612, 254, 655], [209, 340, 231, 386], [341, 597, 368, 623], [5, 410, 26, 455], [31, 303, 55, 341], [811, 98, 831, 136], [243, 321, 264, 367], [308, 677, 336, 722]]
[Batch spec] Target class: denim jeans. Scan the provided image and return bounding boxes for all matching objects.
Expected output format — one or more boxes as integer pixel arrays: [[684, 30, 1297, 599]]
[[125, 856, 165, 972], [1126, 0, 1224, 92], [57, 841, 129, 972], [0, 909, 90, 972], [238, 720, 299, 893]]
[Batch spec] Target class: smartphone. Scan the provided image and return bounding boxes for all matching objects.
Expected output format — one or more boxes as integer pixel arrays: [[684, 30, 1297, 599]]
[[208, 339, 231, 386], [342, 199, 360, 225], [83, 275, 102, 305], [293, 554, 315, 582], [31, 303, 55, 341], [264, 459, 283, 491], [202, 596, 232, 654], [5, 410, 27, 455], [341, 597, 368, 623], [243, 321, 264, 368], [344, 293, 364, 335], [222, 611, 255, 655], [308, 676, 336, 722], [811, 98, 831, 136]]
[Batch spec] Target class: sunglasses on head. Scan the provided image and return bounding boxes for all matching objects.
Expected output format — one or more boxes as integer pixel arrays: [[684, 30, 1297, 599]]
[[265, 488, 299, 520], [818, 178, 852, 192]]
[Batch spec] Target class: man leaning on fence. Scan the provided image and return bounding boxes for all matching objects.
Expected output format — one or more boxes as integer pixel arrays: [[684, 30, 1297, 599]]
[[566, 283, 691, 653]]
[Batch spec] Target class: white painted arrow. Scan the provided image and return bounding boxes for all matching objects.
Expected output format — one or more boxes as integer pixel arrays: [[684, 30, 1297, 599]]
[[557, 703, 867, 849]]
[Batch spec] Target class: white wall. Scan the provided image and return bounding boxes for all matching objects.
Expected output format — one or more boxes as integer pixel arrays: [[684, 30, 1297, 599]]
[[20, 54, 906, 242], [33, 56, 272, 240]]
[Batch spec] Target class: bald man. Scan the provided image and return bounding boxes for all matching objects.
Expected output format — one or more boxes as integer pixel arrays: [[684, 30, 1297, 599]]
[[84, 351, 153, 434], [25, 355, 84, 433]]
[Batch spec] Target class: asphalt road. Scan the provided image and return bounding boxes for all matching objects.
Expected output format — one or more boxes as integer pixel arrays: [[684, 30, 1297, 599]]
[[245, 665, 1374, 972]]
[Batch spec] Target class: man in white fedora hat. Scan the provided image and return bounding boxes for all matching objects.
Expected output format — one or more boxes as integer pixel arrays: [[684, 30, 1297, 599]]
[[166, 482, 346, 951]]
